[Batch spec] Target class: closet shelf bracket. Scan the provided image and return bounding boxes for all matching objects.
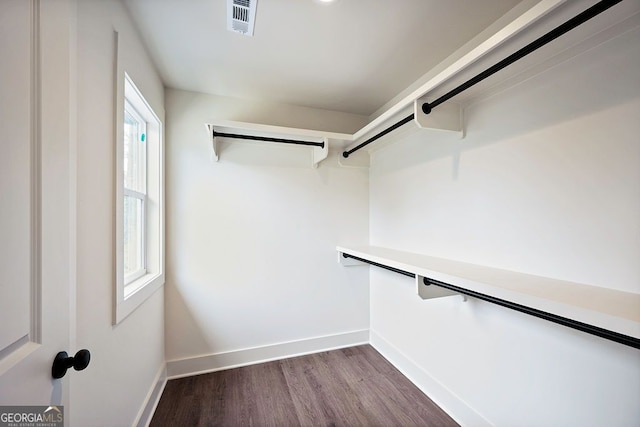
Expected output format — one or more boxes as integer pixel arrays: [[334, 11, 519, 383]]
[[418, 274, 463, 301], [414, 96, 463, 137], [312, 138, 329, 168], [206, 124, 219, 162]]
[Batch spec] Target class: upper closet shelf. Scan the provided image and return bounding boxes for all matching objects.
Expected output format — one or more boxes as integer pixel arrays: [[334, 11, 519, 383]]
[[341, 0, 628, 159], [206, 120, 353, 167], [205, 1, 632, 166], [337, 245, 640, 349], [203, 2, 568, 167]]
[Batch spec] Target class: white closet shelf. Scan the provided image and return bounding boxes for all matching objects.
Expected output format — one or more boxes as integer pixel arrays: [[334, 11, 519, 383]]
[[207, 120, 354, 141], [337, 245, 640, 347], [206, 121, 353, 167]]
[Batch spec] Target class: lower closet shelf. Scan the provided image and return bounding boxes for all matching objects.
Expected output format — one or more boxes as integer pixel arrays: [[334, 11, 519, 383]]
[[337, 245, 640, 349]]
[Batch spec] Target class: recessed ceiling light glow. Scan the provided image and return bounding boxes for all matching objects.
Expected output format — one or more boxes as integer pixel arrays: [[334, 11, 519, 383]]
[[314, 0, 337, 4]]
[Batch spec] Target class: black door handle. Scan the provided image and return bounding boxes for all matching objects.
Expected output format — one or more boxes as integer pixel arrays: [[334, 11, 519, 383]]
[[52, 349, 90, 379]]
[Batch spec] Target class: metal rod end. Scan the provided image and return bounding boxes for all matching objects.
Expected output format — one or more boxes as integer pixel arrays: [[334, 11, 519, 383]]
[[342, 152, 349, 158], [422, 102, 432, 115]]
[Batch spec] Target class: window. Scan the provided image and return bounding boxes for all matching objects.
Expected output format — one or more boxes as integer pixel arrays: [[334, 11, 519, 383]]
[[115, 73, 164, 324], [123, 101, 147, 284]]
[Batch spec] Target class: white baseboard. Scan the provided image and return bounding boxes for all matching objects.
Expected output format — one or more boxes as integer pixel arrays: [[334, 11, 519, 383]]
[[166, 329, 369, 379], [134, 363, 167, 427], [370, 330, 492, 427]]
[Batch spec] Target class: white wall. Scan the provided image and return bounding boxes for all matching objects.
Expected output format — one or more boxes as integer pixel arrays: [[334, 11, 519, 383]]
[[72, 1, 165, 425], [165, 89, 370, 374], [369, 24, 640, 426]]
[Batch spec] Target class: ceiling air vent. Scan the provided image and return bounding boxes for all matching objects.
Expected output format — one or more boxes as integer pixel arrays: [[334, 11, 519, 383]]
[[227, 0, 258, 37]]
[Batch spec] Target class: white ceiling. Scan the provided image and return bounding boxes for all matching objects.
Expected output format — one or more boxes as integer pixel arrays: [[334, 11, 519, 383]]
[[125, 0, 523, 116]]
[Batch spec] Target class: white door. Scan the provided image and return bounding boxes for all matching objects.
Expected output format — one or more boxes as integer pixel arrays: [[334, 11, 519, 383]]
[[0, 0, 78, 418]]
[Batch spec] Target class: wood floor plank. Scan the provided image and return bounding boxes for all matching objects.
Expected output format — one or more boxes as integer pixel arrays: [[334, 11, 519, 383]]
[[247, 361, 300, 426], [323, 349, 408, 426], [352, 345, 457, 426], [280, 355, 341, 426], [151, 345, 459, 426], [303, 351, 371, 426]]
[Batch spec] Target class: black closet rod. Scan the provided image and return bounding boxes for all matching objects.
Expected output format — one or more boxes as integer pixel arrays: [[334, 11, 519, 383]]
[[342, 114, 414, 158], [212, 130, 325, 148], [421, 0, 623, 114], [423, 277, 640, 349], [342, 0, 624, 159], [341, 253, 640, 350]]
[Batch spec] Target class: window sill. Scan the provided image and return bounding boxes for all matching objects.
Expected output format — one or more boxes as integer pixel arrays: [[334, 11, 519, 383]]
[[115, 271, 164, 325]]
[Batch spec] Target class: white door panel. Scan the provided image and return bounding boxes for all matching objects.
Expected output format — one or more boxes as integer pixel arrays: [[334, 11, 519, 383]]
[[0, 0, 75, 412], [0, 0, 32, 360]]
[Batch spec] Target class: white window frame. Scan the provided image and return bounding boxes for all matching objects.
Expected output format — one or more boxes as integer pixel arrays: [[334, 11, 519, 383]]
[[114, 71, 164, 324]]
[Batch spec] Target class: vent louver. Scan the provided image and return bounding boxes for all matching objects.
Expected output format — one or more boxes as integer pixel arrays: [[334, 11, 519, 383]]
[[227, 0, 257, 37]]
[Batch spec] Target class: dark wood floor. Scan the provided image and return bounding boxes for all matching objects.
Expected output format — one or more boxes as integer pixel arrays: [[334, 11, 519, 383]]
[[151, 345, 458, 426]]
